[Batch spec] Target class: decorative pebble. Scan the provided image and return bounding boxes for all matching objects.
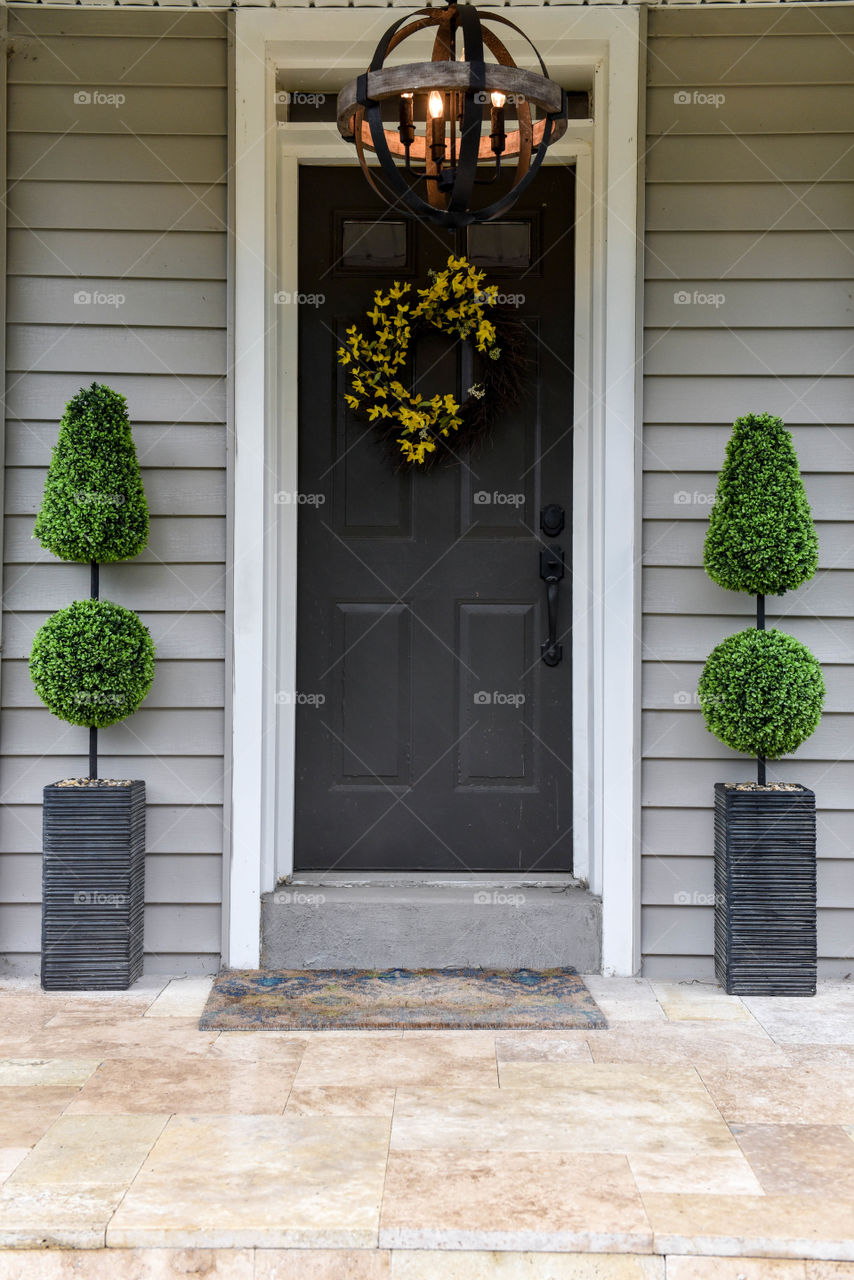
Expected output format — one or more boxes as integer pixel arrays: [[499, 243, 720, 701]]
[[725, 781, 804, 791], [53, 777, 136, 787]]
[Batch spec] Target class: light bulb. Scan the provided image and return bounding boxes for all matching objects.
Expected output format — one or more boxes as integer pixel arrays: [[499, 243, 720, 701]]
[[428, 90, 444, 119], [491, 90, 506, 110], [400, 91, 413, 100]]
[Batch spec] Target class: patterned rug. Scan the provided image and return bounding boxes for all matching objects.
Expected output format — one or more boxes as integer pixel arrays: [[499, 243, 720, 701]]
[[199, 968, 607, 1030]]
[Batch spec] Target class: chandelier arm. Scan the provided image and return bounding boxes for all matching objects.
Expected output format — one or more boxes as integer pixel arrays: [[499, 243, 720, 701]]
[[359, 91, 451, 223], [369, 8, 435, 72], [448, 1, 486, 218], [471, 111, 557, 222]]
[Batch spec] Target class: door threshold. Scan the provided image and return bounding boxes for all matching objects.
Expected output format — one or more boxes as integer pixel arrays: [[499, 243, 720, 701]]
[[287, 871, 585, 889]]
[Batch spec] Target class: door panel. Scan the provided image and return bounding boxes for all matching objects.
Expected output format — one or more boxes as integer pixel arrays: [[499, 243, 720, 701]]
[[295, 165, 575, 871]]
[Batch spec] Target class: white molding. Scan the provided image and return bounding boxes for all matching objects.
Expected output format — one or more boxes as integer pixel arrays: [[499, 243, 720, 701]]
[[230, 5, 643, 973]]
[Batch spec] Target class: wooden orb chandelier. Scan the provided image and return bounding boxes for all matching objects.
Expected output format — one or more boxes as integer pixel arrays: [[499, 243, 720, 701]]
[[336, 1, 568, 229]]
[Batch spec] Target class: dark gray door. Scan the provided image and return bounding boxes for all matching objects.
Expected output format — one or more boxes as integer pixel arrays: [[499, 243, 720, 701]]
[[295, 166, 574, 872]]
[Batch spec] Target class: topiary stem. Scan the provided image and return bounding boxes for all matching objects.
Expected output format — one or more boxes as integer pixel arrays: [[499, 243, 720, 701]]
[[90, 559, 99, 778], [756, 593, 765, 784]]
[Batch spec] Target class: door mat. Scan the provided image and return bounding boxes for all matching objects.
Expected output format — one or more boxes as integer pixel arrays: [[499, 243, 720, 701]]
[[199, 968, 607, 1030]]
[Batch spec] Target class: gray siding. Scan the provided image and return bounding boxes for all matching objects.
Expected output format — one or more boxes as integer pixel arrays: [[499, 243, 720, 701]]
[[642, 5, 854, 979], [1, 7, 229, 976]]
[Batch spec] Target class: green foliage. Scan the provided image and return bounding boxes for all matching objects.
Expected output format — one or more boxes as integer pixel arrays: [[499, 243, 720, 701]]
[[703, 412, 818, 596], [30, 600, 155, 729], [698, 628, 825, 760], [33, 383, 149, 563]]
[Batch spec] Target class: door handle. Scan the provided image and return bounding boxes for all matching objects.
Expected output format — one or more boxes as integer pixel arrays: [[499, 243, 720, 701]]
[[540, 545, 565, 667]]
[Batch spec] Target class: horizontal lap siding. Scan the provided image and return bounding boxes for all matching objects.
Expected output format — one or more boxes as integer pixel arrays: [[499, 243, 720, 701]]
[[1, 8, 229, 976], [642, 7, 854, 979]]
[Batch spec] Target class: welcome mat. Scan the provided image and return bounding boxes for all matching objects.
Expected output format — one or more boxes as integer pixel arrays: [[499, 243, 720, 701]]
[[199, 968, 607, 1030]]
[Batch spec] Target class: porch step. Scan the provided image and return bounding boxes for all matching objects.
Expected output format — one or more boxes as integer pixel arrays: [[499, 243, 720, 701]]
[[260, 875, 602, 971]]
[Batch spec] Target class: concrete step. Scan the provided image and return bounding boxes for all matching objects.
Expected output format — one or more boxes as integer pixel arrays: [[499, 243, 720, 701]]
[[261, 874, 602, 971]]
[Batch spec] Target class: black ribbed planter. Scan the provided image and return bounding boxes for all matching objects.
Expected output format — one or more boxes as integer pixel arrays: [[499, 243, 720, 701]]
[[41, 780, 146, 991], [714, 782, 816, 997]]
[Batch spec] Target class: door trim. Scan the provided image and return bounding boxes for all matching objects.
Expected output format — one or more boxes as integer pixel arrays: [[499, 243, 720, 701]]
[[229, 6, 645, 974]]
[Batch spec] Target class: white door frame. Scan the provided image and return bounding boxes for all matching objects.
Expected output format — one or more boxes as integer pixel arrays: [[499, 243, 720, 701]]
[[228, 5, 645, 975]]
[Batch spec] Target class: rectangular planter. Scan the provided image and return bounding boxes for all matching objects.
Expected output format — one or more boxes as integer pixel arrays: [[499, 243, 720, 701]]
[[41, 780, 146, 991], [714, 781, 816, 997]]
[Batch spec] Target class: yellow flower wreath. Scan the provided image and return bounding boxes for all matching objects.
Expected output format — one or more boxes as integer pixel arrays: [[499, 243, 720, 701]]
[[337, 255, 501, 466]]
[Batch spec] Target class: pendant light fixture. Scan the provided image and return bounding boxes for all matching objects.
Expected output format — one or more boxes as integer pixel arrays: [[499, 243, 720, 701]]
[[336, 1, 568, 229]]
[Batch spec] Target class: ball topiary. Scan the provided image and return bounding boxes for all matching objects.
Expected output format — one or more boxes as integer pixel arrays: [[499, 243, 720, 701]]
[[698, 627, 825, 760], [30, 599, 155, 729], [33, 382, 149, 564], [704, 411, 818, 596]]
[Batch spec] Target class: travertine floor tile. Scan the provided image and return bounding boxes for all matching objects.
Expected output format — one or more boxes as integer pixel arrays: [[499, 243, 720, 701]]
[[0, 1185, 123, 1248], [581, 977, 665, 1025], [494, 1033, 594, 1063], [208, 1032, 307, 1064], [144, 977, 214, 1019], [588, 1023, 786, 1069], [700, 1068, 854, 1125], [390, 1084, 737, 1158], [0, 1086, 81, 1146], [808, 1265, 854, 1278], [650, 983, 751, 1023], [732, 1123, 854, 1195], [743, 987, 854, 1046], [627, 1149, 762, 1195], [667, 1260, 805, 1279], [380, 1151, 652, 1251], [391, 1252, 664, 1278], [108, 1115, 390, 1248], [286, 1087, 397, 1117], [0, 1247, 254, 1277], [294, 1035, 498, 1089], [256, 1249, 392, 1278], [37, 1018, 218, 1060], [9, 1113, 167, 1189], [644, 1194, 854, 1259], [0, 1059, 99, 1087], [66, 1057, 294, 1115]]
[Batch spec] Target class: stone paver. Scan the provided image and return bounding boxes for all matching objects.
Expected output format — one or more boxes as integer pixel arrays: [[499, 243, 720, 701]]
[[0, 975, 851, 1267]]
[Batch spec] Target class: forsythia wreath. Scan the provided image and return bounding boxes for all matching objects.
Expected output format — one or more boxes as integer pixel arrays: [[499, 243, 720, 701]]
[[337, 254, 527, 467]]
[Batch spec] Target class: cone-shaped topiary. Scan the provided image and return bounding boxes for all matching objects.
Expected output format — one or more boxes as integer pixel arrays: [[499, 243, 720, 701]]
[[30, 599, 155, 729], [33, 382, 149, 564], [703, 411, 818, 596], [699, 628, 825, 760]]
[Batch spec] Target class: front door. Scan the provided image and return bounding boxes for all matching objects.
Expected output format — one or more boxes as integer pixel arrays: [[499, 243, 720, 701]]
[[294, 166, 574, 872]]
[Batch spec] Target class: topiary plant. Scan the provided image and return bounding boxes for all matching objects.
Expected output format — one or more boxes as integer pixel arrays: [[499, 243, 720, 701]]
[[31, 383, 154, 777], [34, 383, 148, 564], [698, 412, 823, 782], [704, 411, 818, 596], [30, 600, 155, 729], [699, 628, 824, 760]]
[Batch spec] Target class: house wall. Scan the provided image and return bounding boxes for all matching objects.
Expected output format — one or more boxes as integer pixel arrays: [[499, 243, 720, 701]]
[[642, 4, 854, 978], [0, 7, 229, 975]]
